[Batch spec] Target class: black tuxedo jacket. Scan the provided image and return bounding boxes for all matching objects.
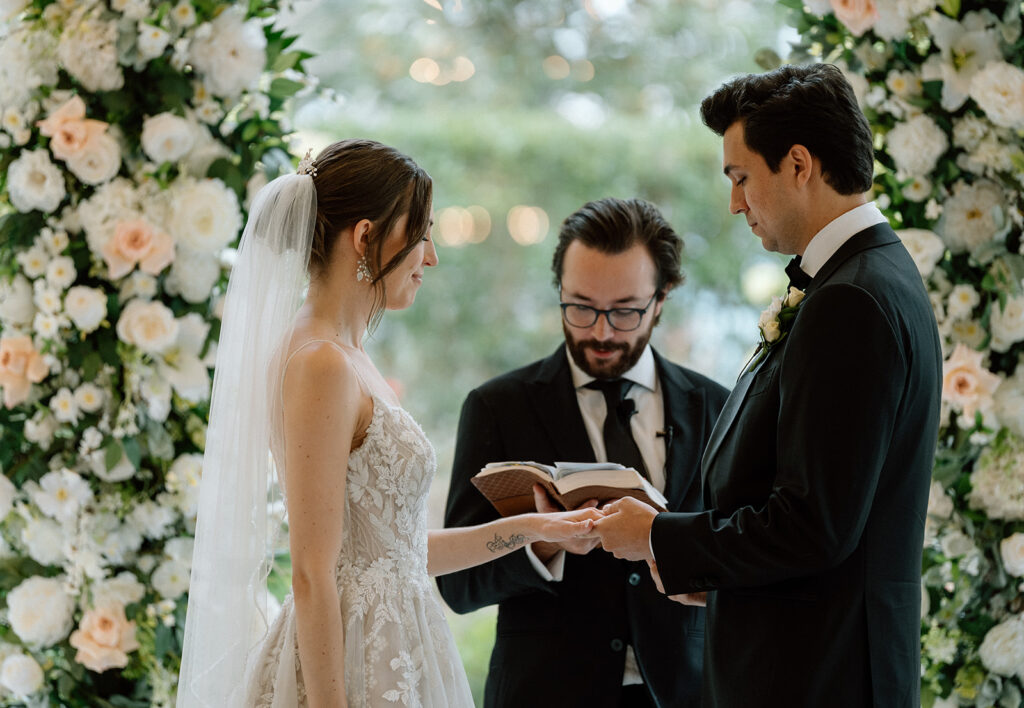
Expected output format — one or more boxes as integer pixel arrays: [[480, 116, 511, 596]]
[[437, 346, 729, 707], [651, 224, 942, 707]]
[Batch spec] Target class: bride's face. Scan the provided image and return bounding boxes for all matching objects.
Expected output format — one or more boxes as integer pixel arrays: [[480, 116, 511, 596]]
[[381, 211, 438, 311]]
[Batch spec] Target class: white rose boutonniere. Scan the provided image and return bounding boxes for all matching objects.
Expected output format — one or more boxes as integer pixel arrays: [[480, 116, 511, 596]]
[[749, 286, 806, 371]]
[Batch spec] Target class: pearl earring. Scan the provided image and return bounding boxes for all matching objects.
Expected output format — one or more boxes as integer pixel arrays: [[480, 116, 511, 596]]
[[356, 256, 372, 282]]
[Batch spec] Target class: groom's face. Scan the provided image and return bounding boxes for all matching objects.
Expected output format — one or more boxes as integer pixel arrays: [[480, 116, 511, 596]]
[[559, 240, 662, 380]]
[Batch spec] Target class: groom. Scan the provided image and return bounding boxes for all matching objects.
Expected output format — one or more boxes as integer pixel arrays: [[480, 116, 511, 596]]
[[594, 64, 942, 707]]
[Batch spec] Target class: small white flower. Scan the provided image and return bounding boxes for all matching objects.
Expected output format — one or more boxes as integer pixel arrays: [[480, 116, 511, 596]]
[[925, 198, 943, 221], [33, 285, 62, 315], [79, 426, 103, 454], [24, 410, 57, 446], [901, 176, 931, 202], [75, 382, 105, 413], [0, 653, 44, 698], [129, 500, 176, 540], [49, 387, 80, 424], [45, 255, 76, 290], [141, 112, 195, 164], [119, 271, 158, 301], [163, 536, 194, 565], [89, 447, 136, 483], [93, 571, 146, 607], [946, 285, 980, 321], [136, 21, 170, 62], [170, 1, 196, 28], [33, 312, 61, 339], [151, 559, 190, 598], [31, 468, 92, 522], [21, 516, 65, 566]]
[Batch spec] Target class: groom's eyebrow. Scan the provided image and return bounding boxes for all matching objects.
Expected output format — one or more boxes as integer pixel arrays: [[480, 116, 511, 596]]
[[723, 164, 736, 176]]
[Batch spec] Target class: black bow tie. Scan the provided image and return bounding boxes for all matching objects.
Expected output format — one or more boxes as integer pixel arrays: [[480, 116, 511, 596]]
[[785, 256, 812, 291]]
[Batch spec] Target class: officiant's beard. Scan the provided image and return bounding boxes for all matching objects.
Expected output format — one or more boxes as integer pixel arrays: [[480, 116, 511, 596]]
[[564, 323, 653, 380]]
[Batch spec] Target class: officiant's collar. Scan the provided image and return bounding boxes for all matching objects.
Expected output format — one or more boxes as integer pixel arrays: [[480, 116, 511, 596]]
[[566, 343, 657, 392], [799, 202, 887, 278]]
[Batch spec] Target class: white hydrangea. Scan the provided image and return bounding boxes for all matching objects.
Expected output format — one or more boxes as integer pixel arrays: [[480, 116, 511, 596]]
[[885, 114, 949, 177], [189, 6, 266, 98], [6, 148, 66, 213], [938, 179, 1007, 255], [969, 60, 1024, 130], [166, 177, 241, 254], [93, 571, 146, 607], [164, 246, 222, 304], [970, 437, 1024, 520], [20, 515, 65, 566], [141, 112, 195, 164], [57, 12, 123, 93], [129, 499, 177, 540], [0, 27, 58, 113], [953, 114, 989, 151], [7, 575, 75, 647]]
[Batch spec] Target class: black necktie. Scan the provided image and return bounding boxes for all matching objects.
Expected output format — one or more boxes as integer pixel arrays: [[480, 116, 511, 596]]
[[584, 379, 649, 480], [785, 256, 812, 291]]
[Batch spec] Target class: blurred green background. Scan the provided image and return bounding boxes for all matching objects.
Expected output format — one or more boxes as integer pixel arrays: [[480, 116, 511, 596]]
[[279, 0, 790, 702]]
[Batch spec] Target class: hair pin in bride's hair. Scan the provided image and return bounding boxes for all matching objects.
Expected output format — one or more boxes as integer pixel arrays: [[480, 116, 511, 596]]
[[297, 149, 318, 177]]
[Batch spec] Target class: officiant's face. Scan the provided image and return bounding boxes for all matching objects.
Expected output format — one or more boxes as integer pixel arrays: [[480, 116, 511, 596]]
[[723, 121, 802, 255], [559, 240, 662, 380]]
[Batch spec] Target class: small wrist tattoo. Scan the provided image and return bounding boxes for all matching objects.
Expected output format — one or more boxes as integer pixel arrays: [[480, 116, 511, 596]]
[[486, 533, 527, 553]]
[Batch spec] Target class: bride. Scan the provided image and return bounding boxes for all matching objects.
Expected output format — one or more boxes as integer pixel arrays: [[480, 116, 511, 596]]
[[176, 139, 598, 707]]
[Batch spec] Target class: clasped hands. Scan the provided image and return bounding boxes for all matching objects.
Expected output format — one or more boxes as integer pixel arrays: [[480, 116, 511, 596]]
[[531, 485, 706, 607]]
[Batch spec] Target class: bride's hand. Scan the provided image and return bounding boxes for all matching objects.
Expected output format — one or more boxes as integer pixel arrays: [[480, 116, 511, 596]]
[[530, 507, 602, 543]]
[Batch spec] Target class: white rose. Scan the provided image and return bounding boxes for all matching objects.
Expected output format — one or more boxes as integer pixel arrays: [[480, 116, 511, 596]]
[[0, 653, 44, 698], [21, 516, 65, 566], [151, 559, 190, 598], [188, 7, 266, 98], [92, 571, 146, 607], [0, 473, 15, 521], [167, 178, 241, 254], [1001, 533, 1024, 577], [64, 285, 107, 333], [969, 61, 1024, 130], [65, 131, 121, 186], [886, 114, 949, 177], [116, 299, 179, 354], [163, 246, 221, 304], [7, 575, 75, 647], [990, 295, 1024, 353], [895, 228, 945, 278], [979, 615, 1024, 677], [136, 21, 171, 62], [141, 112, 195, 164], [0, 274, 34, 327], [6, 149, 65, 213]]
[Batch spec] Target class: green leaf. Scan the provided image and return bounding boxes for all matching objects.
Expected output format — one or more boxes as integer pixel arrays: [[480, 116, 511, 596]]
[[104, 439, 123, 471], [155, 621, 174, 660], [268, 77, 305, 100], [270, 50, 304, 73], [122, 436, 143, 469], [937, 0, 960, 17]]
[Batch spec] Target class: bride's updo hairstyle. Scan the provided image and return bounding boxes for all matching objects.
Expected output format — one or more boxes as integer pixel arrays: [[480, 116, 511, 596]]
[[309, 139, 433, 327]]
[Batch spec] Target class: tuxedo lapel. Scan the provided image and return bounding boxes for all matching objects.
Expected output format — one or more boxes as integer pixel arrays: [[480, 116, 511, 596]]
[[655, 350, 707, 510], [699, 351, 767, 484], [527, 347, 597, 464]]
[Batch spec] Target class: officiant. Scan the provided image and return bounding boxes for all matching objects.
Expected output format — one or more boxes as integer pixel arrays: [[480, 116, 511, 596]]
[[437, 197, 729, 708]]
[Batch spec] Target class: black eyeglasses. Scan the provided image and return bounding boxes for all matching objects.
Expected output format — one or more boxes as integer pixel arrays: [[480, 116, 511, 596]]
[[560, 293, 660, 332]]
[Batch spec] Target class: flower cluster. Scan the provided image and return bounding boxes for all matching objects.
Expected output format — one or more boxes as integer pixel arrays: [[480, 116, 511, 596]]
[[782, 0, 1024, 703], [749, 285, 805, 371], [0, 1, 314, 705]]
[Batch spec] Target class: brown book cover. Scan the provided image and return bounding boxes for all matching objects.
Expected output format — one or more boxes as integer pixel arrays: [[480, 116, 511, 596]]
[[471, 461, 668, 516]]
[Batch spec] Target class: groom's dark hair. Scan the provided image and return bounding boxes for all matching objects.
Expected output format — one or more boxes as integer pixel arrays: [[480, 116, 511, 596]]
[[551, 197, 684, 297], [700, 63, 874, 195]]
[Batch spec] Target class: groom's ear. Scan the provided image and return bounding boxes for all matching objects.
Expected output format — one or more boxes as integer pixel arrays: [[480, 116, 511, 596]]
[[788, 144, 815, 188], [350, 218, 373, 256]]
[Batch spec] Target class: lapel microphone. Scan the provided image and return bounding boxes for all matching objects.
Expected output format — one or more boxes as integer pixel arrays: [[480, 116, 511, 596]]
[[656, 425, 674, 447]]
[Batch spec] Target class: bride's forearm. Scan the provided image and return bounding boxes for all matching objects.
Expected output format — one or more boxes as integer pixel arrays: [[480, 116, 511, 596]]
[[293, 573, 348, 707], [426, 514, 545, 577]]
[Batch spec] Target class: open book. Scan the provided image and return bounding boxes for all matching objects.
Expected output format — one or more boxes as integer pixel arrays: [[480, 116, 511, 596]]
[[471, 461, 668, 517]]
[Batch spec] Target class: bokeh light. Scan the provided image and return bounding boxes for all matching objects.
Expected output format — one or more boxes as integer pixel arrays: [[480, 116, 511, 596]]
[[409, 57, 440, 83], [542, 55, 571, 80], [507, 206, 549, 245]]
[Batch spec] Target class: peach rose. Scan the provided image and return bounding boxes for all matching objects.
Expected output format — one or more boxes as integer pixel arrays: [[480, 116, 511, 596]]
[[36, 96, 111, 162], [0, 336, 49, 409], [103, 219, 175, 279], [69, 603, 140, 673], [830, 0, 878, 36], [942, 343, 1001, 420]]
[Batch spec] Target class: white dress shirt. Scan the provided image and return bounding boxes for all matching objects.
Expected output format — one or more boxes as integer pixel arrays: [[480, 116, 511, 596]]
[[526, 344, 666, 686], [798, 201, 887, 277]]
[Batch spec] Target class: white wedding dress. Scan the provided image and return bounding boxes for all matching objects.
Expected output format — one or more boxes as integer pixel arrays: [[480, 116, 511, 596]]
[[242, 340, 475, 707]]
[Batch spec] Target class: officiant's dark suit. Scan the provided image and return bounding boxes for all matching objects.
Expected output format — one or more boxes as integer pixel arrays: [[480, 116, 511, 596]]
[[437, 198, 729, 708], [594, 64, 942, 708]]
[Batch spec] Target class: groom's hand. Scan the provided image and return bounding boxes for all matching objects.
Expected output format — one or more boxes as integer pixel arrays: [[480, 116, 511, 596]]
[[591, 496, 657, 562], [648, 560, 707, 607], [531, 484, 601, 562]]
